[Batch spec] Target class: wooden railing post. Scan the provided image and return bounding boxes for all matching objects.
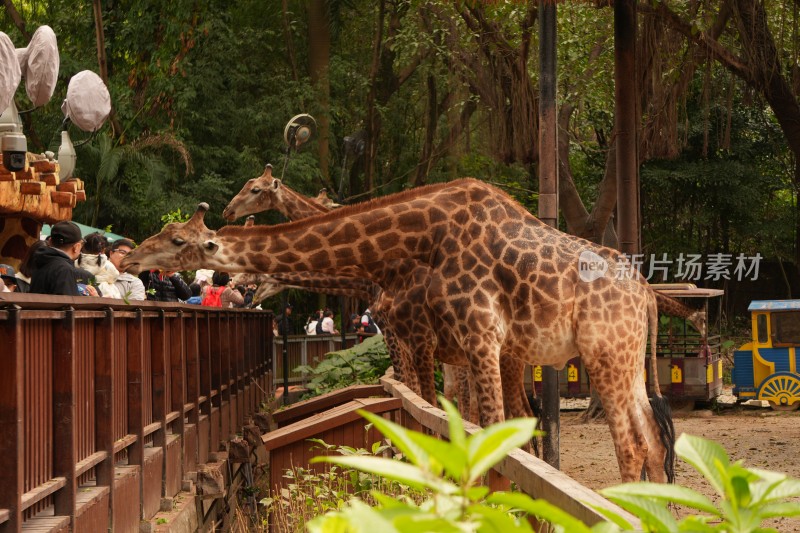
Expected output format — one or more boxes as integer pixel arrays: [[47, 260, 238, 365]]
[[198, 312, 213, 462], [0, 306, 23, 531], [171, 310, 186, 436], [184, 311, 200, 473], [220, 312, 232, 441], [235, 314, 245, 428], [95, 308, 116, 524], [151, 309, 167, 451], [127, 309, 145, 513], [53, 307, 77, 522]]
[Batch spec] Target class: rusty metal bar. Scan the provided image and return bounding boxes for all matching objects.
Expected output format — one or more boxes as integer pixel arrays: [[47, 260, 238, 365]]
[[0, 306, 23, 530], [52, 307, 76, 521]]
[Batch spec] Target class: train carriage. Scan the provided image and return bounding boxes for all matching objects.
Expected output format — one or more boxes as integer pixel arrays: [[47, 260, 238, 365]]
[[733, 300, 800, 410]]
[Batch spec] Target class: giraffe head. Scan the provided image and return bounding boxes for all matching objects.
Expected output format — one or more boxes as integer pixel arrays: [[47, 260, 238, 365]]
[[222, 164, 284, 221], [122, 203, 218, 274], [687, 309, 707, 338], [314, 188, 341, 209]]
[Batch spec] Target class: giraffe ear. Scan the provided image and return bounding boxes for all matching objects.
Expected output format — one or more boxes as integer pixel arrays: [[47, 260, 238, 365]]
[[271, 179, 281, 191], [203, 240, 219, 253]]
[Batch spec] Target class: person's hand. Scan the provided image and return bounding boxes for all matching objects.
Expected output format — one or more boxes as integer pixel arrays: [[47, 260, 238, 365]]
[[85, 285, 99, 297]]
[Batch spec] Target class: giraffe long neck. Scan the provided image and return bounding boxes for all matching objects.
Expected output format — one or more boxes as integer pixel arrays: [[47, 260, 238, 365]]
[[213, 183, 480, 279], [267, 271, 379, 302], [653, 292, 692, 319], [654, 291, 706, 335], [279, 187, 329, 220]]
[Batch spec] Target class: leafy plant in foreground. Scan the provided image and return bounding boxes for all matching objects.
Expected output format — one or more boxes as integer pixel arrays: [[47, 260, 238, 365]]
[[306, 398, 800, 533]]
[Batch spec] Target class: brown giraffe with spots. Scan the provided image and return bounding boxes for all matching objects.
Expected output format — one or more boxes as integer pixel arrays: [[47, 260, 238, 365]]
[[653, 291, 707, 337], [124, 178, 674, 482], [223, 168, 532, 425]]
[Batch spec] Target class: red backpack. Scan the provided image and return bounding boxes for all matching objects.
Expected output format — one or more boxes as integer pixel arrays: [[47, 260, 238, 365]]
[[201, 286, 224, 307]]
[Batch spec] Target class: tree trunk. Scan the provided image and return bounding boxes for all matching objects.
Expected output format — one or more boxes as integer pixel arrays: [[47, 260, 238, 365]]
[[307, 0, 331, 185], [92, 0, 122, 137]]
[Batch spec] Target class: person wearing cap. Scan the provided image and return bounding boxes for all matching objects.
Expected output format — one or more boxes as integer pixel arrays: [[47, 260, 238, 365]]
[[29, 221, 97, 296], [108, 238, 146, 301], [360, 308, 381, 335], [0, 263, 18, 291]]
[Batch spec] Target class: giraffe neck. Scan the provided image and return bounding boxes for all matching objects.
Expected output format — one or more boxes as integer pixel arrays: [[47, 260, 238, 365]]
[[212, 180, 512, 278], [654, 292, 692, 319], [268, 271, 379, 301], [278, 187, 329, 220]]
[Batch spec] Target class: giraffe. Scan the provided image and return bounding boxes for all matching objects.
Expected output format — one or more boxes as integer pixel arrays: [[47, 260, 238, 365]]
[[123, 178, 674, 482], [653, 291, 707, 337], [222, 165, 418, 390], [222, 167, 532, 426]]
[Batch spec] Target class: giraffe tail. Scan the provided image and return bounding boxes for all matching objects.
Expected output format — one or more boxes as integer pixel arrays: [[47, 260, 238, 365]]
[[648, 288, 661, 398], [647, 288, 676, 483]]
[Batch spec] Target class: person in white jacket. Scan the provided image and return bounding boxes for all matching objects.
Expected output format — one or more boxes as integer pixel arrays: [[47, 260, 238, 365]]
[[108, 238, 146, 301], [76, 232, 123, 299]]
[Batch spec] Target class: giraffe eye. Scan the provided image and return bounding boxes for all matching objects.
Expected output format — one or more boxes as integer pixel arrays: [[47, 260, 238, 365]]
[[251, 187, 262, 194], [172, 237, 186, 246]]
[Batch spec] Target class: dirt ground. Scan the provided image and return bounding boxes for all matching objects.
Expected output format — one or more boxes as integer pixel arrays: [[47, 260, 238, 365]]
[[557, 387, 800, 531]]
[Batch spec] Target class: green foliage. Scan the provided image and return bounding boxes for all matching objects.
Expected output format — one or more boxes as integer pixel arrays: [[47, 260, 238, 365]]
[[160, 208, 191, 227], [308, 398, 544, 532], [294, 335, 391, 398], [261, 433, 423, 532], [598, 434, 800, 532], [307, 400, 800, 533]]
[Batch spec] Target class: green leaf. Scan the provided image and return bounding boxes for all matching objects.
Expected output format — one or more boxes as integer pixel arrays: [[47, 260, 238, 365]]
[[674, 434, 730, 495], [588, 505, 635, 530], [599, 483, 718, 515], [758, 501, 800, 518], [603, 493, 678, 533], [394, 515, 463, 533], [312, 455, 459, 495], [440, 396, 467, 450], [356, 410, 429, 467], [470, 503, 533, 533], [407, 430, 467, 481], [487, 492, 593, 533], [466, 418, 538, 483]]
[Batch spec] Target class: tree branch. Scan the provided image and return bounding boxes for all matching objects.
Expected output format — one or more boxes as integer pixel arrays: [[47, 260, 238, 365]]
[[2, 0, 30, 41]]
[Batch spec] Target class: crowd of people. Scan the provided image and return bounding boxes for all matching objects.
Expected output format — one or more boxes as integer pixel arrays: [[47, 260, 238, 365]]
[[2, 220, 384, 342], [0, 220, 258, 309]]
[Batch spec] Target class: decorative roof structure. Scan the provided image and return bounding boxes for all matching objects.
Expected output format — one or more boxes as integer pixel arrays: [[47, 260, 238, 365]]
[[0, 152, 86, 267]]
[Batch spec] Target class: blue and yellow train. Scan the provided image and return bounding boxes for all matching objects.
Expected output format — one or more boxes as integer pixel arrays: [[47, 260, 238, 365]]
[[733, 300, 800, 410]]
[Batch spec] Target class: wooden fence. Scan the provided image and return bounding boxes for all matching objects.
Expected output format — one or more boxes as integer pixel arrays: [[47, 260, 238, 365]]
[[272, 334, 358, 386], [262, 374, 642, 530], [0, 293, 273, 533]]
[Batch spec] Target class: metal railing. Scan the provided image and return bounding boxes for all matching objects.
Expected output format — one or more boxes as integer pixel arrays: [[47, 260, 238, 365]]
[[0, 293, 273, 532]]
